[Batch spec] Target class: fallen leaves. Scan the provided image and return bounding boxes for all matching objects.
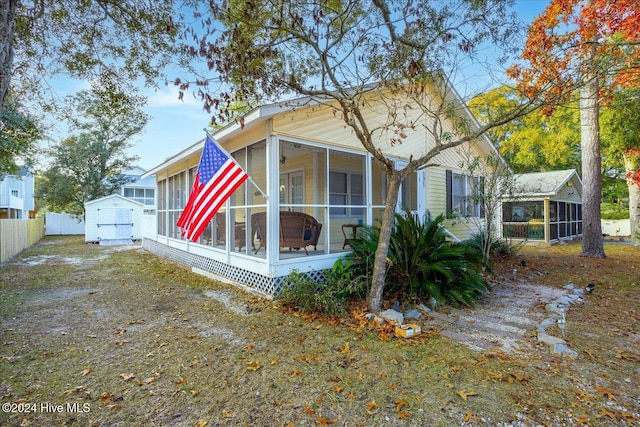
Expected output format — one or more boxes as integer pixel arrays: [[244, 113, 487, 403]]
[[456, 390, 477, 401], [594, 384, 617, 400], [463, 412, 477, 422], [338, 342, 350, 354], [615, 349, 640, 362], [120, 373, 135, 381], [315, 415, 335, 425], [245, 360, 261, 371], [366, 400, 379, 415]]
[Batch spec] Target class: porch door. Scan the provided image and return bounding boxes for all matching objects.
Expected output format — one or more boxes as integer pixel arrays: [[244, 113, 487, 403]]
[[280, 171, 304, 211]]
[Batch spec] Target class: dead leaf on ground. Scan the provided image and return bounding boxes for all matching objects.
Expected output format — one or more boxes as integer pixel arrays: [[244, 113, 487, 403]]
[[79, 368, 91, 376], [315, 415, 335, 425], [120, 373, 135, 381], [464, 412, 477, 422], [338, 342, 350, 354], [594, 384, 617, 400], [395, 399, 408, 411], [245, 360, 261, 371], [456, 390, 477, 401], [615, 349, 640, 362]]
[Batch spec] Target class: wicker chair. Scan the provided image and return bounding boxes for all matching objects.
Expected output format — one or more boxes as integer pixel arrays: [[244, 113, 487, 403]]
[[251, 211, 322, 255]]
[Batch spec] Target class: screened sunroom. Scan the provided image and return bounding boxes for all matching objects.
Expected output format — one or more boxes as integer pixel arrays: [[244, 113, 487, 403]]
[[501, 170, 583, 244], [145, 133, 421, 296]]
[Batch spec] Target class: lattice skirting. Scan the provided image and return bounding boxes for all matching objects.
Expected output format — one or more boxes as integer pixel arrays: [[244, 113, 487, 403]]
[[143, 239, 326, 296]]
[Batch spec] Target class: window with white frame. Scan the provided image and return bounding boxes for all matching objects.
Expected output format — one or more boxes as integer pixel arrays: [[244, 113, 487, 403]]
[[124, 187, 155, 205], [446, 170, 483, 218], [329, 170, 363, 217]]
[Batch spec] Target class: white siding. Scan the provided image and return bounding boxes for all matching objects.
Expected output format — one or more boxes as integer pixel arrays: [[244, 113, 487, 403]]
[[84, 195, 144, 242]]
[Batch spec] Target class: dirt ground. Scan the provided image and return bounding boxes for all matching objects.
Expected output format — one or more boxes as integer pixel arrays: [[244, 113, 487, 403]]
[[0, 236, 638, 427]]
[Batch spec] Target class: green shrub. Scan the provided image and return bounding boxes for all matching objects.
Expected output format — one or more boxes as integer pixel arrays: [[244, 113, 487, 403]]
[[601, 203, 629, 220], [464, 232, 523, 259], [350, 213, 490, 307], [277, 259, 367, 317]]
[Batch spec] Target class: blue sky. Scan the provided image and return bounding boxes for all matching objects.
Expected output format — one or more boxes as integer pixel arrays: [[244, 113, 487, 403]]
[[46, 0, 551, 171]]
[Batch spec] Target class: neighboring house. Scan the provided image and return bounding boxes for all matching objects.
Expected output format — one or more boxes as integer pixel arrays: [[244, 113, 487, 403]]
[[501, 169, 583, 244], [84, 194, 144, 243], [117, 166, 157, 215], [142, 87, 501, 297], [0, 167, 35, 219]]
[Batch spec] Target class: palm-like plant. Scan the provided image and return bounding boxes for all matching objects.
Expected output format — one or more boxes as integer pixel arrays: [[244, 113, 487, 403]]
[[350, 213, 490, 307]]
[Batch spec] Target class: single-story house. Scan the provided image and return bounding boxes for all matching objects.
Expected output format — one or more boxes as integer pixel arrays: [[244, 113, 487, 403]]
[[501, 169, 583, 244], [142, 85, 502, 297], [85, 194, 145, 243]]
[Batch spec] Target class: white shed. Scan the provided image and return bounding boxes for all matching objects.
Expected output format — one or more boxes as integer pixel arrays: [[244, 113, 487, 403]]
[[84, 195, 144, 243]]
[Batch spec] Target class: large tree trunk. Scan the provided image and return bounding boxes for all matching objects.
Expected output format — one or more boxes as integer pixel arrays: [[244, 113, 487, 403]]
[[367, 170, 401, 313], [624, 153, 640, 246], [579, 66, 605, 258], [0, 0, 18, 115]]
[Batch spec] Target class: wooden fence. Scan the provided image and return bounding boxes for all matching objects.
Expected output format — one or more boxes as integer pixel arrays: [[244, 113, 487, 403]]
[[0, 219, 46, 263]]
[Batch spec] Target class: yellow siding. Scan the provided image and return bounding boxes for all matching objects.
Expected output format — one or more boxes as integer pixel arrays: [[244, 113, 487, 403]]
[[427, 167, 447, 217]]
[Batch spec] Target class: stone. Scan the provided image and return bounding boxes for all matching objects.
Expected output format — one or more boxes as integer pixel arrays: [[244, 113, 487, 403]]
[[404, 309, 423, 320], [416, 304, 431, 313], [551, 343, 578, 356], [538, 332, 566, 346], [555, 295, 574, 306], [365, 313, 384, 324], [538, 318, 556, 331], [545, 303, 567, 316], [563, 283, 575, 290], [379, 309, 404, 324]]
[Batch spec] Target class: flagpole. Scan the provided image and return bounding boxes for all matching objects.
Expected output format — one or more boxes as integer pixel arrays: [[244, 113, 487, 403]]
[[203, 128, 268, 199]]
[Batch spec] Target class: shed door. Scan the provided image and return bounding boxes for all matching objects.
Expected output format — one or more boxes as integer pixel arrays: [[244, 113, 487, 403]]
[[97, 208, 134, 240]]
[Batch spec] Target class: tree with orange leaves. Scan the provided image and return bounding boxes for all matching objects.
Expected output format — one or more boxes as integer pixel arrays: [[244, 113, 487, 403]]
[[509, 0, 640, 257]]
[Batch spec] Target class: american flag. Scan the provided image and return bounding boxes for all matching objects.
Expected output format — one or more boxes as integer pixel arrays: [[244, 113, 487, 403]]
[[177, 135, 248, 242]]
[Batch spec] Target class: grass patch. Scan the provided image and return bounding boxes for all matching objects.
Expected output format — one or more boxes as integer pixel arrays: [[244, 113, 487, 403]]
[[0, 237, 638, 426]]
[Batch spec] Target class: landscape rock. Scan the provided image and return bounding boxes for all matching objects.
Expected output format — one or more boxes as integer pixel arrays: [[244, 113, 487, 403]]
[[550, 342, 578, 356], [545, 303, 567, 316], [416, 304, 431, 313], [404, 309, 423, 320], [538, 332, 566, 346], [379, 309, 404, 324]]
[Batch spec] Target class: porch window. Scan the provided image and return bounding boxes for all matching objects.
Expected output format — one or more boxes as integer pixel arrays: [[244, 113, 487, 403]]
[[166, 171, 186, 239], [329, 170, 363, 217], [124, 187, 155, 205], [502, 201, 545, 240], [446, 170, 482, 218]]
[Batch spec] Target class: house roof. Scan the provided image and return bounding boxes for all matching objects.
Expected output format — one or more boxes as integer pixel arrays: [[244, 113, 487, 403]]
[[84, 194, 145, 207], [510, 169, 582, 197], [142, 79, 505, 178]]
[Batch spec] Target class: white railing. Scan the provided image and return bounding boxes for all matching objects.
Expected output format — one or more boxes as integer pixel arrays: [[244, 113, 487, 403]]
[[0, 194, 24, 210]]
